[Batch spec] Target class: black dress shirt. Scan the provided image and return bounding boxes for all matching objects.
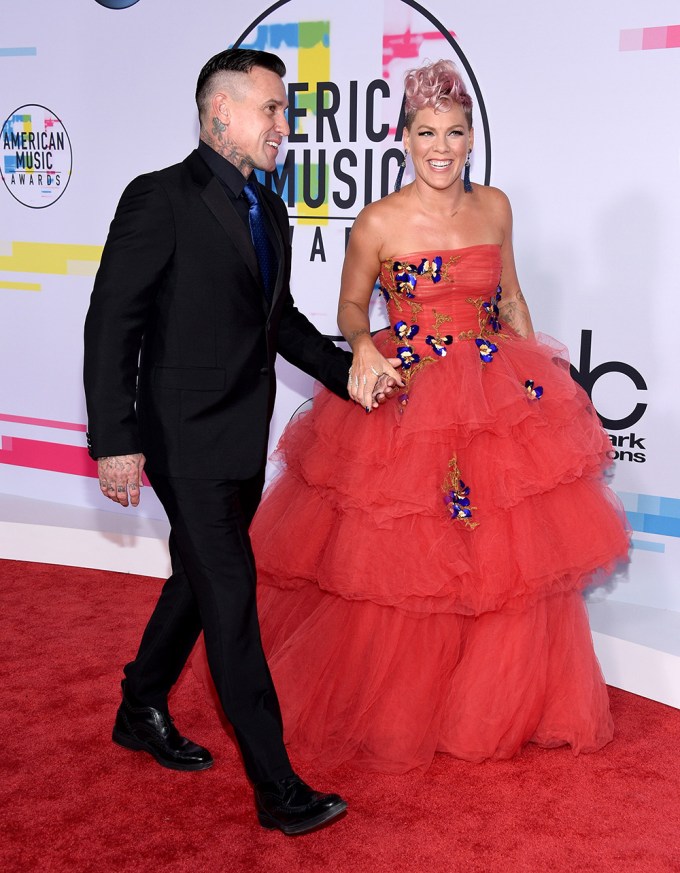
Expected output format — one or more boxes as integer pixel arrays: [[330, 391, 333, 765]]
[[196, 140, 278, 291]]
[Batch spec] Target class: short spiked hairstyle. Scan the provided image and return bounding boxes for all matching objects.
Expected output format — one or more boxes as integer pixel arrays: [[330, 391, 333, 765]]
[[403, 59, 473, 129]]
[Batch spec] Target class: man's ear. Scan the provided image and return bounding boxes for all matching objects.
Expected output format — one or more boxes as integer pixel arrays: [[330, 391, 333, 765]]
[[211, 91, 230, 128]]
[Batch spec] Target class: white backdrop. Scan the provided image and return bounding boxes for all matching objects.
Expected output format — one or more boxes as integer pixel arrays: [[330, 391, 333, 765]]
[[1, 1, 679, 681]]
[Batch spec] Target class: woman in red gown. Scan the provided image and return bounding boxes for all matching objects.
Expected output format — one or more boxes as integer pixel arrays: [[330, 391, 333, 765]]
[[245, 61, 629, 773]]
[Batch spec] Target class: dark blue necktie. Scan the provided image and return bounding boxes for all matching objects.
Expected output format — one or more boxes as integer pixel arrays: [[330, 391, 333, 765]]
[[242, 179, 277, 301]]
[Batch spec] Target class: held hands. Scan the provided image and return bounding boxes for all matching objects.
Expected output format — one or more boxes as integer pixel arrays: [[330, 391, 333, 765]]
[[347, 348, 404, 412], [97, 453, 146, 507], [373, 367, 403, 405]]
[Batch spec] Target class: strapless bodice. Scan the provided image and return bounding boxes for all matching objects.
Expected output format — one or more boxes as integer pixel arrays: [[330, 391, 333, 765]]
[[377, 244, 504, 371]]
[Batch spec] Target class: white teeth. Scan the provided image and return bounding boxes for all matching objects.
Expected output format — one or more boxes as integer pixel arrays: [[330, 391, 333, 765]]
[[429, 160, 451, 167]]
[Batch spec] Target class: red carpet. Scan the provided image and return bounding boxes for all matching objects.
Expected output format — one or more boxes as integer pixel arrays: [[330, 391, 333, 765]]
[[1, 559, 679, 873]]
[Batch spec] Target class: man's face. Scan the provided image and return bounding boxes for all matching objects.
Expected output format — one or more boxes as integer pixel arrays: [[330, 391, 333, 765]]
[[225, 66, 290, 175]]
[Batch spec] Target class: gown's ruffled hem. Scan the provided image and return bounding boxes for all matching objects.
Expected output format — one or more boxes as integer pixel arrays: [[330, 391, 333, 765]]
[[254, 584, 614, 773]]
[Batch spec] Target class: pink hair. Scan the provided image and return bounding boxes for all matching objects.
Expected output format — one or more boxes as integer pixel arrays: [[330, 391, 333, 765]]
[[404, 60, 473, 129]]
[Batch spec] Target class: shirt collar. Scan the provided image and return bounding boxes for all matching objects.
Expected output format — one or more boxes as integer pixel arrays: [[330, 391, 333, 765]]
[[197, 140, 253, 197]]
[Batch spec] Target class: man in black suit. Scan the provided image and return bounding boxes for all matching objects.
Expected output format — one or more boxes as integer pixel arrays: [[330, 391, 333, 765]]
[[84, 48, 395, 835]]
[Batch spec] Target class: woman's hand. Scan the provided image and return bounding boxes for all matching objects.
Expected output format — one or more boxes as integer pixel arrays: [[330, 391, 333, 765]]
[[347, 337, 404, 411]]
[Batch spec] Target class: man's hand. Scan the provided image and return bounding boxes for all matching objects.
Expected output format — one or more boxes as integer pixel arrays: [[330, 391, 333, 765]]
[[97, 453, 145, 507], [372, 360, 403, 405]]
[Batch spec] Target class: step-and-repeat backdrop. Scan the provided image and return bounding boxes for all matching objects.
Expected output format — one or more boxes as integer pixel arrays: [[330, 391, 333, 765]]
[[1, 0, 679, 616]]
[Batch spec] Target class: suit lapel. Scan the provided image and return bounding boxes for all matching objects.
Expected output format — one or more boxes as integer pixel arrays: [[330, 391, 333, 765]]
[[200, 175, 261, 287], [259, 193, 286, 312], [186, 150, 283, 316]]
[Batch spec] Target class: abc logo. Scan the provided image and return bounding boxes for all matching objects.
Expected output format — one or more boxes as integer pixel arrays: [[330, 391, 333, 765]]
[[570, 329, 647, 430]]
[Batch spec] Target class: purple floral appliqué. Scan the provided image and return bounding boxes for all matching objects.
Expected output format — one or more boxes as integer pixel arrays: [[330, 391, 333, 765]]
[[482, 286, 502, 333], [417, 256, 443, 283], [426, 334, 453, 356], [524, 379, 543, 399], [393, 263, 418, 298], [476, 338, 498, 363], [394, 320, 420, 340], [442, 457, 478, 529], [396, 345, 420, 369], [444, 480, 473, 521]]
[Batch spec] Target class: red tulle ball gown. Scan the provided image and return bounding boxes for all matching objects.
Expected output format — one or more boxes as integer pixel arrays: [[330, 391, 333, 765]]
[[252, 244, 629, 773]]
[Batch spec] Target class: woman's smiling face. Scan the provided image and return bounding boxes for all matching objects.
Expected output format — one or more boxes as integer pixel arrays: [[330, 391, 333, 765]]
[[403, 103, 473, 191]]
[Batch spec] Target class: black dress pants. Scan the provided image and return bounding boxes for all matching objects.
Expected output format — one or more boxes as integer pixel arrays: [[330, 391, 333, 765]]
[[123, 470, 293, 784]]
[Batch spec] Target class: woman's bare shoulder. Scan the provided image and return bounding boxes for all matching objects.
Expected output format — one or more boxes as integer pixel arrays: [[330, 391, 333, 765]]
[[351, 191, 407, 244], [474, 184, 512, 215], [358, 190, 405, 221]]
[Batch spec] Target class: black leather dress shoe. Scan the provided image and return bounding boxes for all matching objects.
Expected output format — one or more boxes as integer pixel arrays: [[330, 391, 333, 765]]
[[112, 681, 213, 772], [254, 775, 347, 835]]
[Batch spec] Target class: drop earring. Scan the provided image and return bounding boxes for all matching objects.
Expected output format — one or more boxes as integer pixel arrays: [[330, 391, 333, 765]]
[[394, 151, 407, 193], [463, 151, 472, 193]]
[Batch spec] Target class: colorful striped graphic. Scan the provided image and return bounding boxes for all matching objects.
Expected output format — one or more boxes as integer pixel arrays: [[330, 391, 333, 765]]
[[619, 492, 680, 536], [0, 435, 97, 479], [617, 491, 680, 554], [296, 22, 330, 225], [0, 415, 153, 483], [239, 20, 329, 53], [619, 25, 680, 51], [0, 240, 103, 291], [630, 539, 665, 554], [0, 414, 93, 478], [0, 280, 41, 291], [0, 413, 86, 432], [0, 47, 37, 57], [382, 28, 457, 77]]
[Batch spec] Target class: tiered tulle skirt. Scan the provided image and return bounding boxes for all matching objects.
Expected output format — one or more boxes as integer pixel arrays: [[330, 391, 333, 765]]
[[248, 328, 629, 772]]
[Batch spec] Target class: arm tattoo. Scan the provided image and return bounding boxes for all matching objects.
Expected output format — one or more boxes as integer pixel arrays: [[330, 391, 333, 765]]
[[347, 327, 370, 345], [501, 301, 519, 325], [499, 299, 532, 339], [338, 302, 351, 314]]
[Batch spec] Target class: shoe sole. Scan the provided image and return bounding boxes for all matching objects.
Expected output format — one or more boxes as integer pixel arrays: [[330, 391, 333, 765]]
[[257, 801, 348, 835], [112, 727, 214, 772]]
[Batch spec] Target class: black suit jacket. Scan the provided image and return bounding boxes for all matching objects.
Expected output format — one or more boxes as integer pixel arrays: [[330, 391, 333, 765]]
[[84, 149, 350, 479]]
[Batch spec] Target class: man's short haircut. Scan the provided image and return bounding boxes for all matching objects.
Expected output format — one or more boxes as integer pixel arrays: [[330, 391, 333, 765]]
[[195, 48, 286, 118]]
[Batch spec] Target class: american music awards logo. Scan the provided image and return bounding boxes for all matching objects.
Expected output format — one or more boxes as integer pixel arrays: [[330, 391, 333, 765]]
[[1, 105, 72, 209], [235, 0, 490, 337]]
